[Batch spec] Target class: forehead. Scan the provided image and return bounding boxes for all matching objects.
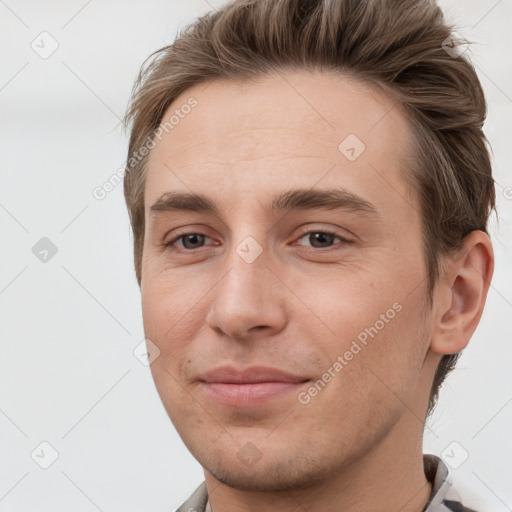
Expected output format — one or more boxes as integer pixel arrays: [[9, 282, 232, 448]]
[[145, 69, 416, 216]]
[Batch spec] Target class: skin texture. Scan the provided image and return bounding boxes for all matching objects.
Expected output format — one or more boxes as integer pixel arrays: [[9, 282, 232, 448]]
[[140, 70, 494, 512]]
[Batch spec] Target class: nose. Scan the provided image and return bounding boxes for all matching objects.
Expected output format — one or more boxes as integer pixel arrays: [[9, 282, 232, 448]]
[[205, 240, 287, 342]]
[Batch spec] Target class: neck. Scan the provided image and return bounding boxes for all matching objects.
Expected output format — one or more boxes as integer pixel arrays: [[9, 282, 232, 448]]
[[204, 409, 432, 512], [204, 353, 440, 512]]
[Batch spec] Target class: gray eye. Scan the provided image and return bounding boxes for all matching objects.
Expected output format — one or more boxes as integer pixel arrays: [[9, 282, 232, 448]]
[[179, 234, 207, 249], [297, 231, 341, 248]]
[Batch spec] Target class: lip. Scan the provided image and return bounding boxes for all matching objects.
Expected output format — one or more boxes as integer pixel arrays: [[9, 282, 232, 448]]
[[200, 365, 309, 384], [198, 365, 310, 407]]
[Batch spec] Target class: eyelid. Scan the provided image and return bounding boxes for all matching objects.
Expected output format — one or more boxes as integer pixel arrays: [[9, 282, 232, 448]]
[[293, 223, 354, 241], [164, 223, 215, 243]]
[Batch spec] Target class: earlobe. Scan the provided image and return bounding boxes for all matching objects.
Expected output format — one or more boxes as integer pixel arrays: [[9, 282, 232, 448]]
[[430, 230, 494, 355]]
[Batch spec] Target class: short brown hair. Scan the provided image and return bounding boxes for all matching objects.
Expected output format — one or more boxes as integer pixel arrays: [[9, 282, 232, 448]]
[[123, 0, 496, 415]]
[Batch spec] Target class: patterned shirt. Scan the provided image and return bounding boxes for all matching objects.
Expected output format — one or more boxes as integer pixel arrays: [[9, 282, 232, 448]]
[[175, 454, 477, 511]]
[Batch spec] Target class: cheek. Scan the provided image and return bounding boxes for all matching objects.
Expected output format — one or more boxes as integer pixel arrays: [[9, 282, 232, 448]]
[[141, 274, 205, 424], [141, 265, 206, 328], [302, 272, 428, 395], [301, 310, 428, 443], [296, 275, 392, 349], [141, 270, 204, 372]]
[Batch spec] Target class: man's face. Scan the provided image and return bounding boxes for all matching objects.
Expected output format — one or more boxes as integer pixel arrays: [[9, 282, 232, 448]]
[[141, 70, 433, 491]]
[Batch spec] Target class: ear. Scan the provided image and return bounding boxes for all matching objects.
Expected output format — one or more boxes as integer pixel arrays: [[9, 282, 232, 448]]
[[429, 230, 494, 355]]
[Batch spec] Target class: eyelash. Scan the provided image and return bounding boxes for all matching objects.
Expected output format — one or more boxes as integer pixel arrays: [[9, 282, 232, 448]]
[[165, 229, 352, 252]]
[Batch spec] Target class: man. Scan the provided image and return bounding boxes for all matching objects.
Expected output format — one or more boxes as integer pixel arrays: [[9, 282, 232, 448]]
[[122, 0, 495, 510]]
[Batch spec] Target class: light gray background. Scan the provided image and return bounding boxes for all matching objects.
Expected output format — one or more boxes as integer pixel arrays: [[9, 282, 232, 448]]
[[1, 1, 511, 510]]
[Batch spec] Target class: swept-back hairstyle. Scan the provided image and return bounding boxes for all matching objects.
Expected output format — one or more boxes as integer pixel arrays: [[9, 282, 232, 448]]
[[123, 0, 496, 414]]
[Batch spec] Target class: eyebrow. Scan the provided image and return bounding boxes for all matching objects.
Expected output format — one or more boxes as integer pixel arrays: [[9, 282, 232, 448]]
[[149, 188, 380, 218]]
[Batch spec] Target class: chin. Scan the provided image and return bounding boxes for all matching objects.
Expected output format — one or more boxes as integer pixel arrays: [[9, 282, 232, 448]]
[[208, 464, 326, 492], [200, 445, 343, 492]]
